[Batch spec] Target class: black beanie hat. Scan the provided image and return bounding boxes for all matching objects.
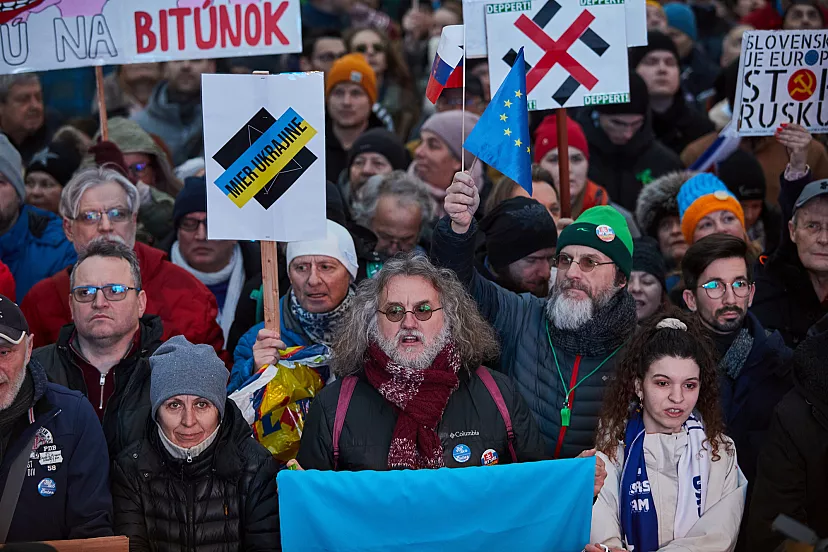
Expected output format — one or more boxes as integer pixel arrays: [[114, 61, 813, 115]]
[[595, 72, 650, 116], [632, 236, 667, 291], [480, 197, 558, 268], [717, 150, 766, 202], [26, 140, 82, 187], [629, 31, 680, 69], [347, 128, 410, 173], [173, 176, 207, 227]]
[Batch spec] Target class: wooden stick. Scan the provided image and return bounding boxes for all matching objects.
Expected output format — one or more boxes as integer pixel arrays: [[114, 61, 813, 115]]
[[556, 107, 571, 219], [252, 70, 281, 336], [95, 66, 109, 141]]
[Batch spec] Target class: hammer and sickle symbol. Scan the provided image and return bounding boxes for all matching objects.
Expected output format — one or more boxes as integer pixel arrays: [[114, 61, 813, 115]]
[[792, 72, 816, 96]]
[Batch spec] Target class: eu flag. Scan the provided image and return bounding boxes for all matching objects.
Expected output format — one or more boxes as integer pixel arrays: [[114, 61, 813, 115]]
[[463, 47, 532, 194]]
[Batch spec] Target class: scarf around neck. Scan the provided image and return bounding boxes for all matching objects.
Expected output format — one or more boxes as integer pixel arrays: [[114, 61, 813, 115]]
[[363, 341, 461, 470], [547, 289, 637, 357], [620, 410, 709, 552], [719, 327, 754, 380], [289, 287, 355, 346], [171, 241, 245, 346]]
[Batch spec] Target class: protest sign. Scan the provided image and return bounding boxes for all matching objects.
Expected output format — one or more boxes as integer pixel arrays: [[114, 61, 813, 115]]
[[485, 0, 629, 110], [202, 72, 326, 242], [0, 0, 301, 74], [464, 0, 644, 58], [278, 458, 595, 552], [733, 29, 828, 136]]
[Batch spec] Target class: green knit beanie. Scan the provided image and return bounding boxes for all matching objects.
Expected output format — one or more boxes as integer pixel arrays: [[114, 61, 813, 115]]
[[556, 206, 634, 277]]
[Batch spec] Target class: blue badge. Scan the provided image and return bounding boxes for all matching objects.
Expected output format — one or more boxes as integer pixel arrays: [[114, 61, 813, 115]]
[[37, 478, 56, 497], [452, 444, 471, 463], [481, 448, 499, 466]]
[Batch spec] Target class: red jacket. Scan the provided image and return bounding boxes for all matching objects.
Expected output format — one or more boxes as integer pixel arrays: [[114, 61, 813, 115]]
[[21, 242, 225, 356], [0, 259, 15, 301]]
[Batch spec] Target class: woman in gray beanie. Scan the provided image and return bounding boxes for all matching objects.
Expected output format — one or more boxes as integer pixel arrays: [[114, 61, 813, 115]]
[[111, 336, 280, 551]]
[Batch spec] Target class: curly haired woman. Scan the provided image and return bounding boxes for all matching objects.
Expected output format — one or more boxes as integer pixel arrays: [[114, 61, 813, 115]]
[[585, 311, 747, 552]]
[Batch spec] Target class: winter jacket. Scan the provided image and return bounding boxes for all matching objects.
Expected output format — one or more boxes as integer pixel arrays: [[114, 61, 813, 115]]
[[132, 82, 204, 166], [652, 94, 715, 155], [0, 257, 15, 300], [296, 368, 546, 470], [681, 134, 828, 205], [22, 242, 224, 355], [747, 333, 828, 549], [111, 400, 280, 551], [10, 109, 63, 165], [679, 47, 721, 106], [1, 360, 113, 543], [578, 109, 684, 212], [431, 217, 632, 459], [33, 315, 165, 459], [0, 204, 77, 301], [591, 433, 746, 551]]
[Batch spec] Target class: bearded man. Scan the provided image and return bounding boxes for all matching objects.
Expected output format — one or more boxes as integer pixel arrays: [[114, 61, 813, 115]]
[[432, 171, 638, 459]]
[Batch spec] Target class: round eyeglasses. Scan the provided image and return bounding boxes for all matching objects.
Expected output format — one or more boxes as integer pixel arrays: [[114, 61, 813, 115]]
[[699, 279, 752, 299], [378, 304, 443, 323]]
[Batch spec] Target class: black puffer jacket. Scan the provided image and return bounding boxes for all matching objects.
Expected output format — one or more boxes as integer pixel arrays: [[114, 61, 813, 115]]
[[111, 401, 280, 551], [297, 368, 546, 470], [34, 315, 164, 458]]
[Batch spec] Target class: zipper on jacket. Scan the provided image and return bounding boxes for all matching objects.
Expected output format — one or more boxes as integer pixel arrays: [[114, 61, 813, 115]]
[[98, 372, 106, 410]]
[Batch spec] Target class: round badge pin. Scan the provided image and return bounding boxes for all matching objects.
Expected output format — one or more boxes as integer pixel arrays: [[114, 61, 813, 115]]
[[713, 190, 730, 201], [595, 224, 616, 243], [452, 444, 471, 463], [481, 448, 499, 466], [37, 478, 56, 497]]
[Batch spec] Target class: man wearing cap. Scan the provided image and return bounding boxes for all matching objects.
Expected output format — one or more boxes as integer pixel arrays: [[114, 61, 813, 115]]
[[0, 134, 76, 301], [663, 2, 720, 105], [477, 197, 558, 298], [0, 294, 113, 542], [25, 139, 82, 214], [343, 127, 410, 207], [577, 72, 682, 212], [434, 171, 638, 459], [631, 31, 714, 154], [325, 53, 386, 183]]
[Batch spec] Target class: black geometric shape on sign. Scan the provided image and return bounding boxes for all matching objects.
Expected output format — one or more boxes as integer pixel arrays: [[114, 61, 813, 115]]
[[579, 28, 609, 56], [503, 49, 533, 72], [553, 76, 580, 106], [253, 146, 317, 209], [533, 0, 561, 28], [213, 107, 276, 170]]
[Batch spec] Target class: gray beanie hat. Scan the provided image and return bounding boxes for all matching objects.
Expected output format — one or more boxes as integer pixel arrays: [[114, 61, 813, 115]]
[[0, 134, 25, 201], [150, 335, 230, 420]]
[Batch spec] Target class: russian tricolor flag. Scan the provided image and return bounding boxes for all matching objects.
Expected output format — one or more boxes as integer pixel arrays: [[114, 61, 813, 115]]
[[426, 25, 464, 104]]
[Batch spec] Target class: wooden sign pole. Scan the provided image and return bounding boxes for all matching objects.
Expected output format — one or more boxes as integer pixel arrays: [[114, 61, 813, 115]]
[[95, 66, 109, 141], [556, 107, 571, 219], [252, 70, 281, 336]]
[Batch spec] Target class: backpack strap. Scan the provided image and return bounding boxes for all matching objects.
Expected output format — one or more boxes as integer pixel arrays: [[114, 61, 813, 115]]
[[332, 376, 358, 471], [476, 366, 518, 464]]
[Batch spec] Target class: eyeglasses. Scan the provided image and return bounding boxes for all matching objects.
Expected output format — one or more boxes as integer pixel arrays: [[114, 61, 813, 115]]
[[354, 43, 385, 54], [378, 304, 443, 322], [179, 217, 207, 232], [70, 284, 141, 303], [128, 162, 150, 176], [554, 253, 615, 273], [699, 279, 752, 299], [72, 208, 132, 225], [316, 52, 344, 63]]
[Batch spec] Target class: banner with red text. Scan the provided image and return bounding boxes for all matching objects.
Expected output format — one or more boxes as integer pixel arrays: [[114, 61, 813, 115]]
[[0, 0, 301, 75]]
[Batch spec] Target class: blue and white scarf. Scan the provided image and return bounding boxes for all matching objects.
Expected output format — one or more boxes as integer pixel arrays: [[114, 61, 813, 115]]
[[619, 410, 709, 551]]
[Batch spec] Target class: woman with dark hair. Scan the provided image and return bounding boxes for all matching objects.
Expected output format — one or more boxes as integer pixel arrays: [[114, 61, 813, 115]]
[[586, 311, 747, 552], [346, 28, 420, 141]]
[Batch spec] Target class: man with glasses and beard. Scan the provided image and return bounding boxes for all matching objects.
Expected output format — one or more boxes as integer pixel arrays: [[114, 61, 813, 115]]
[[680, 233, 792, 535], [433, 171, 638, 460]]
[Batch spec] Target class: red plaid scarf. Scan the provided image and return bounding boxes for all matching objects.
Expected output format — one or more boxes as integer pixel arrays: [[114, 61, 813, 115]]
[[363, 341, 461, 469]]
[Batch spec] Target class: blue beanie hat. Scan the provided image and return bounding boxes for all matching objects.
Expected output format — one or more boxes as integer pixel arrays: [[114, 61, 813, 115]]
[[173, 176, 207, 228], [677, 173, 745, 243], [664, 3, 698, 41]]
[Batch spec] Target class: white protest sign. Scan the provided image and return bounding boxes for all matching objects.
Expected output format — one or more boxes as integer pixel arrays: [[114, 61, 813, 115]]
[[203, 73, 326, 242], [466, 0, 644, 58], [0, 0, 301, 74], [485, 0, 629, 110], [734, 29, 828, 136]]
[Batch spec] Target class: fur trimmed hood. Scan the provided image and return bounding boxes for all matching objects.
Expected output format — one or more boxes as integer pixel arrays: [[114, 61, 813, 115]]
[[635, 170, 698, 238]]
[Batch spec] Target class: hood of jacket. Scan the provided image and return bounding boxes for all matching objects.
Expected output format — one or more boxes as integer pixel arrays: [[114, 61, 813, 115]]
[[634, 170, 697, 238]]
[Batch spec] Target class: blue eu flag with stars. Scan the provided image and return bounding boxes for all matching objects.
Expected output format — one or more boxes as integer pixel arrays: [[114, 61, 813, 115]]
[[463, 47, 532, 194]]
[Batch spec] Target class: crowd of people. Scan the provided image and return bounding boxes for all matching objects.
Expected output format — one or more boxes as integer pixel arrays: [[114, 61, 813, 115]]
[[0, 0, 827, 550]]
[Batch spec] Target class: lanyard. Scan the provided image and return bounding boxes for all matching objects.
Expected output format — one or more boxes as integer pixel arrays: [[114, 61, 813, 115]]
[[546, 320, 622, 427]]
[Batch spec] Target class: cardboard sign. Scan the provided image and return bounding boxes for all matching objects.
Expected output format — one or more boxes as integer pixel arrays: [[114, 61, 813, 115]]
[[485, 0, 629, 110], [734, 29, 828, 136], [278, 458, 595, 552], [464, 0, 644, 58], [0, 0, 301, 74], [203, 72, 326, 242]]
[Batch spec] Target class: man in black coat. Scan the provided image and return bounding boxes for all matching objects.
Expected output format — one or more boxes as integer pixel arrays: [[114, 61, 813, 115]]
[[33, 239, 163, 458]]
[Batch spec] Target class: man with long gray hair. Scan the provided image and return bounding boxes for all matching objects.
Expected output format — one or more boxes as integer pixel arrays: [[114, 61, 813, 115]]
[[433, 171, 637, 460]]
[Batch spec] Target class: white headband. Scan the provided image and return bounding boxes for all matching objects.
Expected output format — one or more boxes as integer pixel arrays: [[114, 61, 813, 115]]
[[656, 318, 687, 331]]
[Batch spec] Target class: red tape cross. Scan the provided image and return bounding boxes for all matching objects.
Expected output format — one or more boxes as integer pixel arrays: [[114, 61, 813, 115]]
[[515, 10, 599, 94]]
